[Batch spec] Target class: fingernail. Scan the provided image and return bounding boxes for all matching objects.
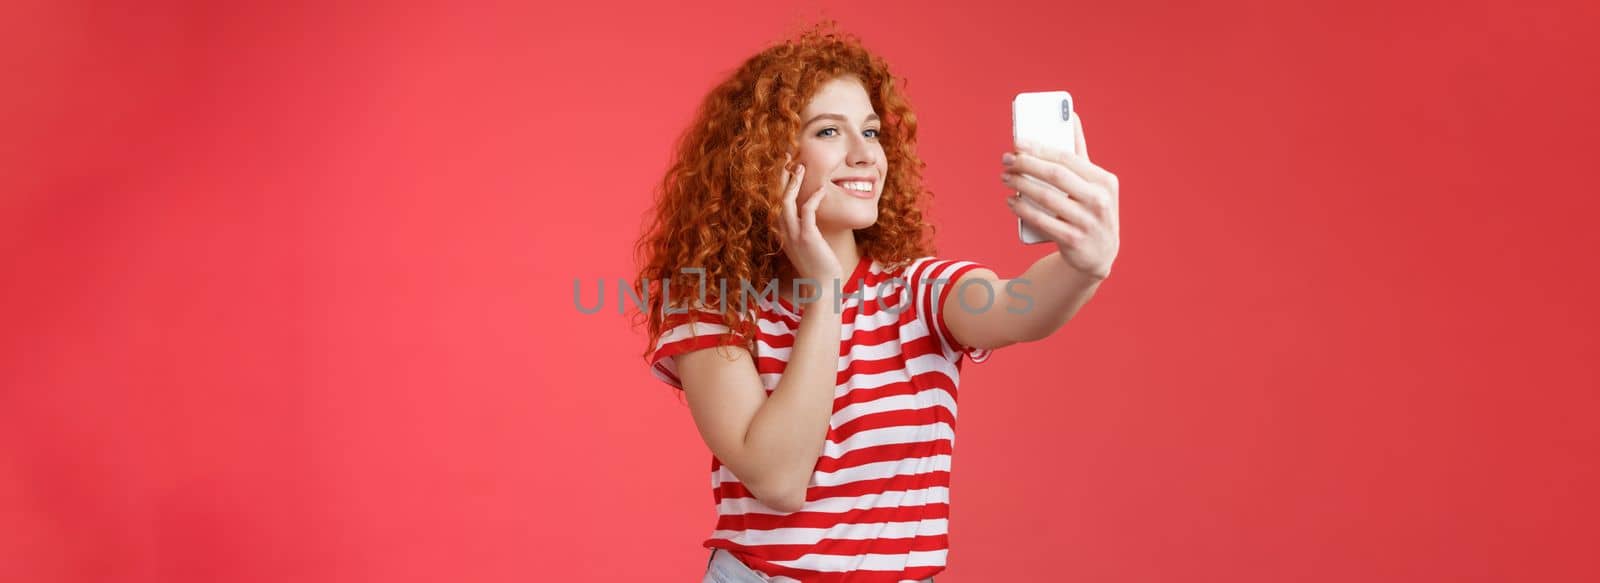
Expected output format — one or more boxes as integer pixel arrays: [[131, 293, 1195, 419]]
[[1001, 153, 1015, 166]]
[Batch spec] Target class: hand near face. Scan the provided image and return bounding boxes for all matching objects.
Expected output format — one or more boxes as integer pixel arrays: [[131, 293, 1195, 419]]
[[776, 157, 843, 285]]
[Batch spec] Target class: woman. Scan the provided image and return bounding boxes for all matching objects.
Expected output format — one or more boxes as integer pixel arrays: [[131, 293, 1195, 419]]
[[631, 20, 1120, 582]]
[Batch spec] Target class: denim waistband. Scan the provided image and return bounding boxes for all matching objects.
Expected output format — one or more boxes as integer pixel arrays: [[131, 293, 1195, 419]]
[[703, 548, 935, 583]]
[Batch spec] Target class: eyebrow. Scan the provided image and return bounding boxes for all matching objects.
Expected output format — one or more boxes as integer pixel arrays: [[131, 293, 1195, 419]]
[[804, 113, 881, 127]]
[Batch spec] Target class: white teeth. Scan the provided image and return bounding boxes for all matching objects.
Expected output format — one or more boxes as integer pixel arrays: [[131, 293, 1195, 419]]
[[837, 181, 873, 192]]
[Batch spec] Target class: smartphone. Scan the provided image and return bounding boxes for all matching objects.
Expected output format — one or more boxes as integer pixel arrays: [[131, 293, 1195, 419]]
[[1011, 91, 1075, 245]]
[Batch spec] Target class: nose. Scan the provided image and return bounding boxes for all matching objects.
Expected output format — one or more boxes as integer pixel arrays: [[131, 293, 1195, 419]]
[[846, 131, 878, 167]]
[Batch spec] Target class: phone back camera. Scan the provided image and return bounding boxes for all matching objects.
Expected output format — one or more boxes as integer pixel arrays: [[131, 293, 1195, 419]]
[[1061, 100, 1070, 121]]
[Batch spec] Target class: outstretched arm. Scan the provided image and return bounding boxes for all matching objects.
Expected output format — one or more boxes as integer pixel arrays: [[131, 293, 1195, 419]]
[[945, 254, 1106, 348]]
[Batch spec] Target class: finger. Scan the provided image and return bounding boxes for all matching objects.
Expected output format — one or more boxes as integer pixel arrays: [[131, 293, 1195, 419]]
[[1007, 194, 1084, 244], [1072, 112, 1088, 162], [782, 165, 804, 239], [1018, 134, 1114, 190], [1005, 172, 1096, 232], [787, 164, 806, 201], [790, 166, 809, 211], [800, 184, 824, 231], [1007, 153, 1112, 215]]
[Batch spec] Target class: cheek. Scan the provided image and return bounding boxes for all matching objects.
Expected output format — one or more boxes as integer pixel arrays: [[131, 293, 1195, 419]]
[[796, 152, 828, 192], [802, 171, 826, 196]]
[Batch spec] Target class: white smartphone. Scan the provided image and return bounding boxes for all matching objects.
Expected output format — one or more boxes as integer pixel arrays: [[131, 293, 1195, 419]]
[[1011, 90, 1075, 245]]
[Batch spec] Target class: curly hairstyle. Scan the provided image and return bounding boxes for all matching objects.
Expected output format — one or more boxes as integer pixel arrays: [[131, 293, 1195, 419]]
[[630, 19, 938, 372]]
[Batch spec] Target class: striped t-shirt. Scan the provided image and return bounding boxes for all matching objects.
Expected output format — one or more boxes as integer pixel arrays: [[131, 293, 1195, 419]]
[[650, 254, 998, 582]]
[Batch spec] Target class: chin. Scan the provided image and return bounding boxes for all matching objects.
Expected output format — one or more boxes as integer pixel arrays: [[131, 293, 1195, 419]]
[[821, 210, 878, 232], [817, 193, 881, 231]]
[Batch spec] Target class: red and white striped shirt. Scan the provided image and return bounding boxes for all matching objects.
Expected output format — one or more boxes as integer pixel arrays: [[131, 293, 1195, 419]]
[[650, 255, 997, 582]]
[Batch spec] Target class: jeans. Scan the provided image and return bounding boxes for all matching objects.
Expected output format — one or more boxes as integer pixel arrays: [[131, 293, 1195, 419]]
[[702, 548, 935, 583]]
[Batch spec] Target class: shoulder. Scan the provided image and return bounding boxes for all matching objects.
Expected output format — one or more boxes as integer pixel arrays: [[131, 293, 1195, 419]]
[[654, 301, 773, 355], [896, 256, 995, 290], [649, 305, 763, 390], [891, 256, 1000, 363]]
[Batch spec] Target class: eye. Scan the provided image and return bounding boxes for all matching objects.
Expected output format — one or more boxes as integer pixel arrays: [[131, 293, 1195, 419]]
[[816, 127, 883, 138]]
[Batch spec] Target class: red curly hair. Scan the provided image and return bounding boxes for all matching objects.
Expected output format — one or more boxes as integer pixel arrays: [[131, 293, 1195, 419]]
[[631, 20, 938, 370]]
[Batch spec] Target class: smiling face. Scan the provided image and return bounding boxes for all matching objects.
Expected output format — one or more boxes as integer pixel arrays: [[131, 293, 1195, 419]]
[[793, 75, 887, 231]]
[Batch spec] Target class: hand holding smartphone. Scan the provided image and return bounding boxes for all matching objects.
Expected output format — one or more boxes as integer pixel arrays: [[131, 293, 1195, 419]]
[[1011, 91, 1076, 245]]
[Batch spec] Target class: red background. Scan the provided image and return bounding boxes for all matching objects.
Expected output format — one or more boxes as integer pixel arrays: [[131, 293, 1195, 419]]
[[4, 0, 1597, 581]]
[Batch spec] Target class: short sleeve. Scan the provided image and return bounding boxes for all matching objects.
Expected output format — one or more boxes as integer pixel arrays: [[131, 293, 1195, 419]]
[[907, 257, 995, 364], [648, 308, 749, 390]]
